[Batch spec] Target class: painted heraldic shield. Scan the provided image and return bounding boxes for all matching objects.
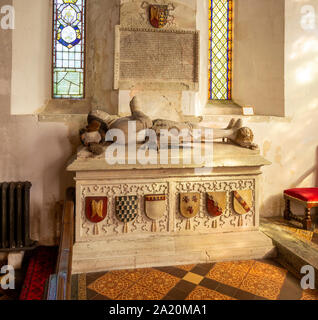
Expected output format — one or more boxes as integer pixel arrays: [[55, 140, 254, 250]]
[[115, 195, 138, 223], [233, 190, 253, 215], [144, 195, 166, 220], [149, 5, 168, 28], [180, 193, 200, 219], [206, 192, 226, 217], [85, 197, 107, 223]]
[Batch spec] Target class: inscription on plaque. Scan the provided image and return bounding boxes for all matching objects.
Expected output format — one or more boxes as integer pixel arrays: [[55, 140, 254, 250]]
[[114, 27, 199, 91]]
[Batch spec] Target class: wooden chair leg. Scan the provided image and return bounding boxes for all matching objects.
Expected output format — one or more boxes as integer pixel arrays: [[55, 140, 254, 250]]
[[284, 198, 291, 220], [303, 207, 312, 230]]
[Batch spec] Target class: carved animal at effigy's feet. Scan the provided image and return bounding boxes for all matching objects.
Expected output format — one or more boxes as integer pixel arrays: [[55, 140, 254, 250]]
[[79, 96, 259, 154]]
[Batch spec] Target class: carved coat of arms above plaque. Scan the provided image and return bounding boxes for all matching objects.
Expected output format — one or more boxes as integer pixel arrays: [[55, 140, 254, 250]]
[[149, 5, 169, 28], [140, 2, 175, 28]]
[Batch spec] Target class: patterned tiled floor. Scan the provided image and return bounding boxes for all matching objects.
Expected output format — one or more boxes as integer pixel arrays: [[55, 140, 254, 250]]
[[72, 259, 318, 300]]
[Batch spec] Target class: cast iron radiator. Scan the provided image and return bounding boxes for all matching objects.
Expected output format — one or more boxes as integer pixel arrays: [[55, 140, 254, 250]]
[[0, 182, 35, 251]]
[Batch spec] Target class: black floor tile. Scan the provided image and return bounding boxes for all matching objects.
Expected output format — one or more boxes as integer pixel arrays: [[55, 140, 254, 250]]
[[164, 287, 191, 300], [86, 271, 108, 285], [234, 288, 259, 300], [194, 263, 215, 272], [215, 283, 238, 298], [71, 274, 78, 300], [91, 293, 111, 300], [191, 265, 212, 276], [86, 288, 99, 300], [156, 266, 187, 278], [174, 280, 196, 294], [200, 277, 219, 291]]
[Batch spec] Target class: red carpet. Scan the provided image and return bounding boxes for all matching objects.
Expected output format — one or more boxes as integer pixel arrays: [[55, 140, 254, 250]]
[[19, 246, 58, 300]]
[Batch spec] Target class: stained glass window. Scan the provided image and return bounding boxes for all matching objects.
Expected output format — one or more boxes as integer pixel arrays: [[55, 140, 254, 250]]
[[53, 0, 86, 99], [209, 0, 233, 100]]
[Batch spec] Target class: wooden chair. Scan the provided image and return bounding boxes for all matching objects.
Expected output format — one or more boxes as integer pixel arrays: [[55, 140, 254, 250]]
[[284, 188, 318, 230]]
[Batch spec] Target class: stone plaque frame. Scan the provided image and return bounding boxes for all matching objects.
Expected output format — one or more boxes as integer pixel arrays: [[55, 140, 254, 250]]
[[114, 26, 200, 91]]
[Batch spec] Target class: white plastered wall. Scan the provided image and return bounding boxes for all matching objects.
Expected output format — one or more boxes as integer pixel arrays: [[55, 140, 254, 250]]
[[11, 0, 51, 115]]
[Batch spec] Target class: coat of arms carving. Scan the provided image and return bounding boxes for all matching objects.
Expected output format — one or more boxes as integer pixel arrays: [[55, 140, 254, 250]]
[[232, 190, 253, 227], [85, 197, 108, 235], [141, 2, 175, 29], [180, 193, 200, 230], [233, 190, 252, 215], [206, 192, 227, 217], [144, 194, 166, 232], [85, 197, 107, 223], [115, 195, 138, 233], [149, 5, 169, 28]]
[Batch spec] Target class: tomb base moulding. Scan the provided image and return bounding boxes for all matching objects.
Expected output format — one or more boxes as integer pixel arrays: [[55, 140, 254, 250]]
[[67, 143, 274, 274]]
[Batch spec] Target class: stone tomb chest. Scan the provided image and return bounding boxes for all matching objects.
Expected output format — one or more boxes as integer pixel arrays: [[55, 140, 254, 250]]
[[67, 143, 274, 274]]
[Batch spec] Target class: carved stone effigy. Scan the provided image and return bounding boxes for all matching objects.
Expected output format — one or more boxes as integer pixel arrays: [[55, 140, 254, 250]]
[[67, 142, 274, 274], [80, 96, 259, 151]]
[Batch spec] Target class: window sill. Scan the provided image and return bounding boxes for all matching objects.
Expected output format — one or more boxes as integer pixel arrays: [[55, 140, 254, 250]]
[[37, 98, 92, 123], [204, 100, 243, 116], [203, 100, 290, 122]]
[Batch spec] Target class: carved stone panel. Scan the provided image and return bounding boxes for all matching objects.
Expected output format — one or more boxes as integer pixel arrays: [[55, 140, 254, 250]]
[[80, 183, 169, 239], [78, 178, 256, 240], [175, 179, 255, 232]]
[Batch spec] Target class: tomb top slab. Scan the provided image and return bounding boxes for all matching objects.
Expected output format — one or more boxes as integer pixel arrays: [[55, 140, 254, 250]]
[[67, 143, 271, 172]]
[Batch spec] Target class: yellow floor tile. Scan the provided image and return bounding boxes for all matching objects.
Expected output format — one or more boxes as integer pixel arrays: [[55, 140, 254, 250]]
[[206, 261, 254, 288], [116, 283, 164, 300], [138, 269, 180, 295], [248, 261, 287, 283], [239, 274, 283, 300], [88, 272, 134, 299], [108, 268, 152, 282], [183, 272, 204, 285], [230, 260, 256, 272], [186, 286, 235, 300]]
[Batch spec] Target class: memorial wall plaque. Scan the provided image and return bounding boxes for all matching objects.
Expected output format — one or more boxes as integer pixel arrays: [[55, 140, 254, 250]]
[[114, 26, 199, 91]]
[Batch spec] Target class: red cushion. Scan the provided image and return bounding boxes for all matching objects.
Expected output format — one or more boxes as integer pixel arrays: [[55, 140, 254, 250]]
[[284, 188, 318, 202]]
